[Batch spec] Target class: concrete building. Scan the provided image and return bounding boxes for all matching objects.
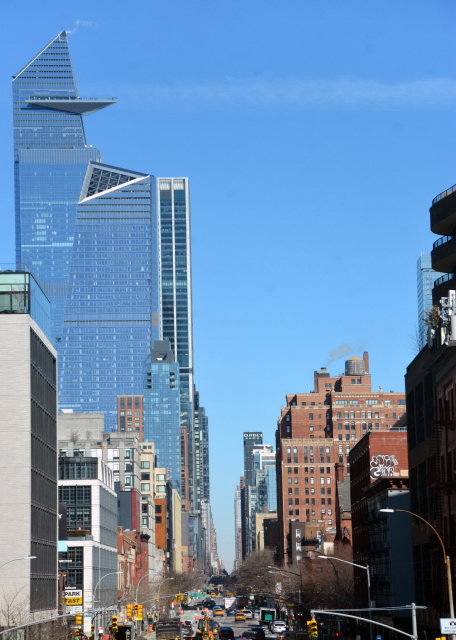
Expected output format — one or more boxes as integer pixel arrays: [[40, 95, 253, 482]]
[[275, 352, 406, 563], [244, 432, 263, 485], [255, 512, 278, 551], [154, 468, 182, 573], [58, 455, 117, 633], [0, 273, 58, 618]]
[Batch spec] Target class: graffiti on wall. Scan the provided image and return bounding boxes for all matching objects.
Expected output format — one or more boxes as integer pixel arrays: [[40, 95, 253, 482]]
[[370, 454, 398, 479]]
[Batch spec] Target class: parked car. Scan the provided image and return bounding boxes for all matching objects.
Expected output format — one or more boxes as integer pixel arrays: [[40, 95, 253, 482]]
[[219, 627, 235, 640], [271, 621, 287, 634], [251, 626, 266, 640]]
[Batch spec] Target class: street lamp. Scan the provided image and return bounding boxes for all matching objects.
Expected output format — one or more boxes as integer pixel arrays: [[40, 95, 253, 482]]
[[136, 571, 156, 605], [318, 555, 372, 640], [268, 565, 303, 604], [92, 571, 122, 613], [380, 508, 455, 629], [157, 577, 175, 619], [0, 556, 36, 571]]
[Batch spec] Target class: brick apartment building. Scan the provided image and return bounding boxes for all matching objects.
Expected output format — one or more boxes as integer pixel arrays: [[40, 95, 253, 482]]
[[349, 430, 412, 625], [276, 352, 406, 563], [117, 395, 144, 439]]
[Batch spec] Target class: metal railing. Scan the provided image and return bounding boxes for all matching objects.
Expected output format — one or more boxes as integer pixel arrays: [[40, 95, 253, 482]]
[[433, 235, 454, 249], [432, 183, 456, 205], [434, 272, 456, 288]]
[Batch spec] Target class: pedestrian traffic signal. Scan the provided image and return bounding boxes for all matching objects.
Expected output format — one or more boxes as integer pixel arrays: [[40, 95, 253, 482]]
[[127, 604, 133, 619], [307, 619, 318, 638], [111, 616, 118, 632], [75, 614, 82, 626], [75, 631, 80, 639]]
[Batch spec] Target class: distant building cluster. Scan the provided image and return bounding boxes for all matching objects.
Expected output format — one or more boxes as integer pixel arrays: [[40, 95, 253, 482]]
[[0, 31, 222, 633]]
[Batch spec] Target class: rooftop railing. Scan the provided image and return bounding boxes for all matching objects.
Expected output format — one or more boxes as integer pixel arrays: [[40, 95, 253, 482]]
[[433, 235, 454, 249], [434, 272, 455, 288], [432, 184, 456, 205]]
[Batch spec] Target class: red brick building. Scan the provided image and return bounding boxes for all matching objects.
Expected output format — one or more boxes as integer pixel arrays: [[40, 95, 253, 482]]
[[117, 395, 144, 440], [275, 352, 406, 563]]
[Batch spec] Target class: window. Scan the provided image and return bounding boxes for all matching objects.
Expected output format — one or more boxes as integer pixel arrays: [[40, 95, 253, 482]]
[[366, 399, 378, 405], [294, 457, 298, 463], [289, 510, 293, 515], [327, 478, 331, 484], [287, 457, 291, 463], [141, 483, 150, 491], [311, 478, 314, 485], [141, 472, 150, 480], [310, 425, 314, 431], [142, 517, 148, 527], [288, 467, 292, 474], [351, 379, 356, 384], [344, 412, 349, 419], [398, 399, 406, 405], [293, 447, 298, 454], [328, 520, 333, 525], [287, 447, 291, 454], [328, 509, 332, 515], [375, 423, 379, 430], [288, 478, 292, 484], [156, 516, 162, 524], [286, 415, 290, 422], [393, 413, 397, 419], [320, 477, 325, 485], [350, 399, 359, 405], [309, 413, 313, 420], [157, 484, 166, 493], [338, 423, 342, 430], [295, 488, 299, 495], [141, 461, 150, 469], [294, 478, 298, 484], [289, 499, 293, 505], [295, 499, 299, 505], [338, 434, 342, 441], [385, 400, 391, 405], [294, 467, 298, 474], [337, 412, 341, 419]]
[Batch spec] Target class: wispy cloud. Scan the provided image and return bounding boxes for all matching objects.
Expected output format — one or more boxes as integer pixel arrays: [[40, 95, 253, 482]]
[[325, 342, 366, 366], [66, 20, 97, 35], [95, 76, 456, 112]]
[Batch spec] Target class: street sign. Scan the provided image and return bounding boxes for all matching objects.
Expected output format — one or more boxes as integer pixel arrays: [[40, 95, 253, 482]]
[[66, 597, 83, 605], [441, 618, 456, 635], [67, 605, 83, 614], [99, 629, 103, 635], [65, 589, 83, 599]]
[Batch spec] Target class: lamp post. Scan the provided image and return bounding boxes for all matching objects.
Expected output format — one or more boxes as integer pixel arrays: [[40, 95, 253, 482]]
[[268, 565, 303, 604], [318, 556, 372, 640], [380, 508, 455, 637], [157, 577, 175, 620], [0, 556, 36, 571], [92, 570, 122, 628]]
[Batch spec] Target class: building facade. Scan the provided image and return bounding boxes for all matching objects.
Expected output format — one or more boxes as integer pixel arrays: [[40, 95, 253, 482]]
[[117, 395, 144, 439], [244, 432, 263, 485], [158, 177, 196, 511], [143, 340, 181, 493], [275, 353, 406, 563], [0, 298, 58, 616], [417, 254, 443, 350]]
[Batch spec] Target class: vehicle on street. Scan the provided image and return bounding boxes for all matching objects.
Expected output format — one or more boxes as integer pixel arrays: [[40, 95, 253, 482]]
[[219, 628, 234, 640], [259, 608, 276, 627], [211, 592, 217, 598], [276, 631, 296, 640], [235, 612, 246, 622], [251, 626, 266, 640], [213, 607, 224, 617], [155, 618, 183, 640], [226, 608, 236, 616], [270, 621, 287, 634], [241, 610, 254, 620], [240, 632, 260, 640], [182, 621, 193, 639]]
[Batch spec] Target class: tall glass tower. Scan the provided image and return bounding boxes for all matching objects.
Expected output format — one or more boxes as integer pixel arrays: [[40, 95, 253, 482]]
[[417, 253, 443, 350], [143, 340, 181, 492], [13, 31, 115, 348], [158, 178, 196, 509], [58, 161, 160, 430]]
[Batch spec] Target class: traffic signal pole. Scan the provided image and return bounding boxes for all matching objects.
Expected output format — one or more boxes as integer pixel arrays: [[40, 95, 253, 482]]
[[310, 605, 424, 640]]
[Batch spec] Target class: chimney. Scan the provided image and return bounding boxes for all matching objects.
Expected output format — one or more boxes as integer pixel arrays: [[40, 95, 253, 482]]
[[335, 462, 345, 483], [363, 351, 369, 374]]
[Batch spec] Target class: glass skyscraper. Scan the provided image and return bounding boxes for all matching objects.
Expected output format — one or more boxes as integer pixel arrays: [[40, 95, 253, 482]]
[[158, 178, 197, 509], [143, 340, 181, 493], [13, 31, 115, 348], [58, 161, 160, 429], [417, 253, 443, 350], [14, 33, 160, 431]]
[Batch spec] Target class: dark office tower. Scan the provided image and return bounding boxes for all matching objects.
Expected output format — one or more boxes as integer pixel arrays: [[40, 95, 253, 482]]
[[158, 178, 196, 509], [244, 432, 263, 485], [13, 31, 115, 348], [192, 390, 210, 505], [58, 162, 160, 430]]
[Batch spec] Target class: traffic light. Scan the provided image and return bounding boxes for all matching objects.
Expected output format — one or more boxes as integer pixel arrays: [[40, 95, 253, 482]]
[[75, 631, 80, 639], [137, 605, 143, 621], [111, 615, 118, 632], [127, 604, 133, 619], [307, 619, 318, 638], [154, 612, 159, 618], [91, 626, 95, 637], [75, 614, 82, 626], [156, 595, 159, 602]]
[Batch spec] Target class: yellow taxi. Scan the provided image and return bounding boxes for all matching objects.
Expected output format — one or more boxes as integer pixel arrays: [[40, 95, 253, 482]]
[[213, 607, 224, 617], [211, 592, 217, 598], [235, 612, 246, 622]]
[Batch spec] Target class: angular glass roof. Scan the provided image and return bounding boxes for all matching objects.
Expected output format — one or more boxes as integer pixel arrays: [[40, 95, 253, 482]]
[[79, 162, 150, 202], [25, 98, 117, 116]]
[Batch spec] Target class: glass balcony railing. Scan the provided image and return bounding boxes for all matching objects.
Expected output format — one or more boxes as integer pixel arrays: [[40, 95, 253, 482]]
[[432, 184, 456, 205], [433, 235, 454, 249]]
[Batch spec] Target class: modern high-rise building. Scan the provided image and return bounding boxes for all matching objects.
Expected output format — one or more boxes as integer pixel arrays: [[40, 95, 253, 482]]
[[243, 432, 263, 485], [157, 178, 197, 509], [0, 273, 58, 615], [143, 340, 181, 492], [13, 31, 114, 348], [58, 162, 160, 428], [417, 254, 443, 350]]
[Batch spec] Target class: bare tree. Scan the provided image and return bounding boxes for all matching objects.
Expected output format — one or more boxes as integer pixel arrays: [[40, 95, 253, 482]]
[[69, 430, 79, 444]]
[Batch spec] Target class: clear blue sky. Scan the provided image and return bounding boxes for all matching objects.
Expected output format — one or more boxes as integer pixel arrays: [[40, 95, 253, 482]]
[[1, 0, 455, 571]]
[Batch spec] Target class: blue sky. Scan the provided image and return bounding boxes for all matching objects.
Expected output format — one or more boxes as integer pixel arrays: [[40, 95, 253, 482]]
[[1, 0, 455, 570]]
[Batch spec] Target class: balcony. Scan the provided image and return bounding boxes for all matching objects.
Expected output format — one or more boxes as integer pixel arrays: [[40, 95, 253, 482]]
[[432, 272, 456, 304], [430, 186, 456, 236], [431, 235, 456, 273]]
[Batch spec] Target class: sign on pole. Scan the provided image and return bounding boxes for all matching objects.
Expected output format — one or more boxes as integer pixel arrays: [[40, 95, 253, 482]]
[[440, 619, 456, 635]]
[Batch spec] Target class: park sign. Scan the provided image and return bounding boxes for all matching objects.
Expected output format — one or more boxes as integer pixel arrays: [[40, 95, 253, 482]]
[[440, 618, 456, 635]]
